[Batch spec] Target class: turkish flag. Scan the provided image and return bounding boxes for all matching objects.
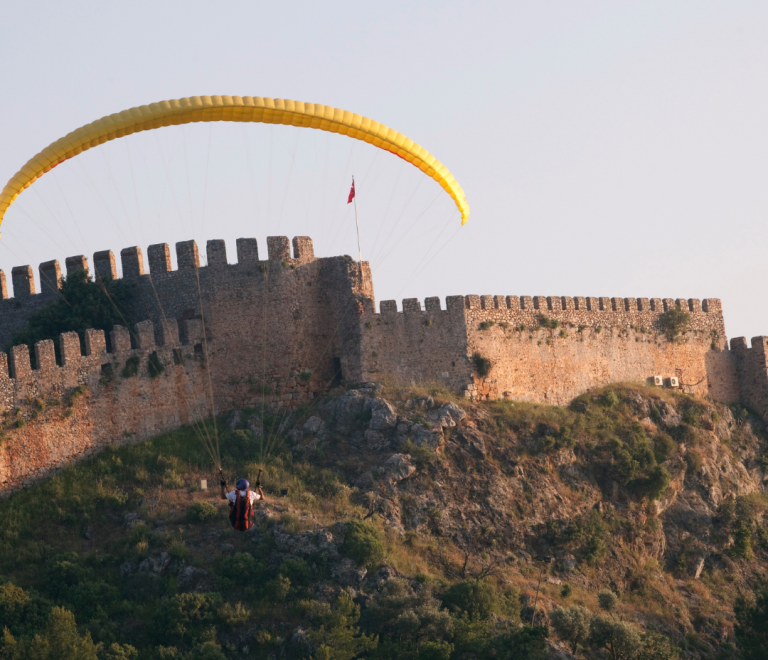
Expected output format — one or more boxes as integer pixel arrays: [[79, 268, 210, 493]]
[[347, 179, 355, 204]]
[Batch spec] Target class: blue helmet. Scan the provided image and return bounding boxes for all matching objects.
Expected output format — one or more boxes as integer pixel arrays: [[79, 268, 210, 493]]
[[236, 478, 249, 490]]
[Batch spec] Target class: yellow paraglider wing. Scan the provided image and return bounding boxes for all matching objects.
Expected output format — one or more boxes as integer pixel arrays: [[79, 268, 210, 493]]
[[0, 96, 469, 226]]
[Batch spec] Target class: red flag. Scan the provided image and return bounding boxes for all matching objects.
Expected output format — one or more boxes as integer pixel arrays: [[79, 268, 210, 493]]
[[347, 178, 355, 204]]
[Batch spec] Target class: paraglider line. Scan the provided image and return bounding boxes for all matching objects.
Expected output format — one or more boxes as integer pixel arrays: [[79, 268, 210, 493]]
[[395, 223, 462, 297], [199, 124, 213, 239], [352, 175, 363, 280]]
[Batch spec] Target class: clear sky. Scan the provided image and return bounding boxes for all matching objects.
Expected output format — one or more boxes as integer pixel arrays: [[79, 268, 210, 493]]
[[1, 1, 767, 342]]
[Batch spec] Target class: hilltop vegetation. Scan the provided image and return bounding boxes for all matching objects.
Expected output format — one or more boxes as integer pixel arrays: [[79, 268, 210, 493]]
[[2, 382, 768, 659]]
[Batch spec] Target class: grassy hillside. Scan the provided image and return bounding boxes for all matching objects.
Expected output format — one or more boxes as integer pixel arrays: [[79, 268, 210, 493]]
[[2, 383, 768, 659]]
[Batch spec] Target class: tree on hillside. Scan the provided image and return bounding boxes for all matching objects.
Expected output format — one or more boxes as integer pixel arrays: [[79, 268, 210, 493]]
[[736, 587, 768, 660], [0, 606, 100, 659], [550, 605, 591, 654]]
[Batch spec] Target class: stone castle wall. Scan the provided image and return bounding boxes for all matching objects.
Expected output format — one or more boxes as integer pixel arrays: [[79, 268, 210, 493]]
[[3, 231, 768, 496], [358, 293, 742, 406], [0, 236, 372, 494], [0, 319, 210, 491], [729, 337, 768, 417]]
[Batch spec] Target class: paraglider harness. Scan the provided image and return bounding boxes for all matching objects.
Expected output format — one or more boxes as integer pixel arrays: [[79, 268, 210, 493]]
[[221, 469, 262, 532], [229, 489, 253, 531]]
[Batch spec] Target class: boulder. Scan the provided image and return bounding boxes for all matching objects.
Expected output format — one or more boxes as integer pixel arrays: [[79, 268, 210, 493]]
[[658, 401, 682, 428], [139, 552, 171, 576], [413, 395, 435, 410], [382, 454, 417, 483], [325, 390, 367, 431], [367, 565, 400, 588], [409, 423, 443, 449], [440, 402, 466, 424], [332, 558, 368, 585], [370, 400, 397, 431], [177, 565, 208, 589], [303, 416, 324, 434], [364, 429, 387, 450]]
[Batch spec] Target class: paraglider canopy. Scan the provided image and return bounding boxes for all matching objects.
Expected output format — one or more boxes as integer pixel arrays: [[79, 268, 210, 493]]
[[0, 96, 470, 227]]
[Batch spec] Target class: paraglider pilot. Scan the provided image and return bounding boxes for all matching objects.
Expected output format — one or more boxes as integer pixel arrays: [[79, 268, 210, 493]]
[[220, 469, 265, 531]]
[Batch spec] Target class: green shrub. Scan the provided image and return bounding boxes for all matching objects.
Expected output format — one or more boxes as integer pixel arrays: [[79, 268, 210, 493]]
[[653, 434, 677, 462], [633, 465, 671, 500], [340, 520, 384, 569], [186, 641, 227, 660], [0, 582, 51, 638], [537, 314, 559, 330], [186, 501, 217, 524], [417, 640, 453, 660], [564, 510, 609, 562], [733, 523, 753, 560], [69, 384, 88, 406], [488, 624, 548, 660], [442, 580, 498, 619], [589, 614, 641, 660], [550, 605, 590, 654], [219, 552, 259, 582], [597, 589, 618, 614], [472, 352, 492, 378], [685, 450, 703, 477], [658, 308, 690, 341], [736, 586, 768, 660], [153, 593, 222, 646], [162, 470, 185, 490], [279, 558, 311, 587], [266, 576, 291, 602], [102, 642, 139, 659], [479, 320, 495, 331], [0, 606, 100, 659]]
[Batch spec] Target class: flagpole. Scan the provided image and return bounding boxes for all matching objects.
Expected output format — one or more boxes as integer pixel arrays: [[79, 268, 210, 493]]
[[352, 175, 363, 286]]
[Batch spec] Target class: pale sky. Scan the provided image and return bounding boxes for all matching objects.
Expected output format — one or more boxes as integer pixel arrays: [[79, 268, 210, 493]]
[[1, 1, 767, 342]]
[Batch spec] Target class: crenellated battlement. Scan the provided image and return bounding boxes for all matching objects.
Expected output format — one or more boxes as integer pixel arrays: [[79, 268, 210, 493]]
[[366, 293, 725, 338], [0, 316, 209, 398], [372, 294, 721, 315], [0, 235, 317, 296], [0, 236, 331, 354]]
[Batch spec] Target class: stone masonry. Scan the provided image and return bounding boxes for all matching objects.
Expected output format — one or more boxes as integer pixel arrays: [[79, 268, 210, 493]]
[[0, 234, 767, 495], [356, 295, 738, 405]]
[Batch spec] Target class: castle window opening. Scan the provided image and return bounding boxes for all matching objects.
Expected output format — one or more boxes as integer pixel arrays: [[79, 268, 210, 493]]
[[332, 357, 343, 386]]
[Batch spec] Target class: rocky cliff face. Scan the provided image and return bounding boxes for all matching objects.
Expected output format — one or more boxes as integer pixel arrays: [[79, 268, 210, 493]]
[[260, 382, 768, 656]]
